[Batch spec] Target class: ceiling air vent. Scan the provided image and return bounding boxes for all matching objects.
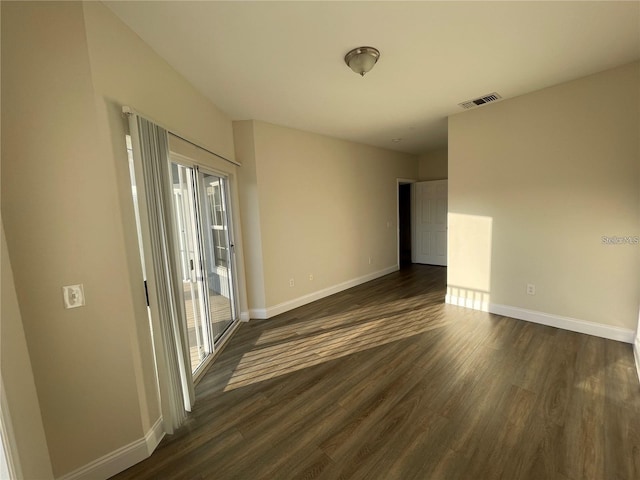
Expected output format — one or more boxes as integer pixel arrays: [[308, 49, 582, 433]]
[[458, 92, 502, 109]]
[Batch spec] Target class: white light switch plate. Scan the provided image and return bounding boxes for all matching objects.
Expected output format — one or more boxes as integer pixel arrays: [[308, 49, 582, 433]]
[[63, 284, 85, 309]]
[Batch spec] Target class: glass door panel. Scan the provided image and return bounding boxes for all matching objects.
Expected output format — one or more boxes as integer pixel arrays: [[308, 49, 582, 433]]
[[170, 162, 238, 376], [171, 163, 212, 373], [198, 172, 235, 343]]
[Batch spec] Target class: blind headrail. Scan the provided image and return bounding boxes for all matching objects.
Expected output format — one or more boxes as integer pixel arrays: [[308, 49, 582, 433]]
[[122, 105, 239, 166]]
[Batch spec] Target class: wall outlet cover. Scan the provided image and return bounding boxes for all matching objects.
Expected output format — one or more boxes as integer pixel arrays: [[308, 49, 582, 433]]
[[63, 284, 85, 309]]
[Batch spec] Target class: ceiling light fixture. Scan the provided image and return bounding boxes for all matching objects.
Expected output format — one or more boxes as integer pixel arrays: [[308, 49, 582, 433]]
[[344, 46, 380, 76]]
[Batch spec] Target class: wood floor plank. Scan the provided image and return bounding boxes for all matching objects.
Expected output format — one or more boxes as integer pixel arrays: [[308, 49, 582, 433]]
[[110, 265, 640, 480]]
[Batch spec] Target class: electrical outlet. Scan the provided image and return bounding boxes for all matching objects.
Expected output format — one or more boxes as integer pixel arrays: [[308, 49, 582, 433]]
[[309, 274, 313, 281], [526, 283, 536, 295], [289, 278, 295, 287], [63, 284, 85, 309], [368, 256, 372, 265]]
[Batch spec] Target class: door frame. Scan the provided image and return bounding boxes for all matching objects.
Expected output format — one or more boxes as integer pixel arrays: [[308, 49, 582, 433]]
[[196, 166, 240, 332]]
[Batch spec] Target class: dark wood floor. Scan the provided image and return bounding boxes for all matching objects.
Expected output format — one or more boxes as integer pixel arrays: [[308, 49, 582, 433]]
[[112, 265, 640, 480]]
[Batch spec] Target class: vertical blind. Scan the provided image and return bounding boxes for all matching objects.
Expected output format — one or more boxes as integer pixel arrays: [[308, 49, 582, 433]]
[[127, 114, 194, 434]]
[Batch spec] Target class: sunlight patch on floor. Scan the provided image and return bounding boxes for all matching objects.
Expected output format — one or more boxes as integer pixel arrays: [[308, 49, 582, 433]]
[[254, 294, 442, 346], [223, 307, 450, 391]]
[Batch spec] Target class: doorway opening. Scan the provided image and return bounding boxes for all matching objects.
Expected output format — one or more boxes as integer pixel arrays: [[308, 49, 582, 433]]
[[397, 179, 449, 269], [397, 179, 416, 269], [399, 183, 412, 268]]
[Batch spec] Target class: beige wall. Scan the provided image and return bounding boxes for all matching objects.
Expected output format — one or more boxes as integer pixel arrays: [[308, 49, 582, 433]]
[[234, 121, 267, 311], [1, 1, 237, 477], [1, 221, 54, 479], [235, 121, 418, 312], [83, 2, 235, 163], [448, 62, 640, 330], [2, 3, 144, 475], [418, 147, 448, 180]]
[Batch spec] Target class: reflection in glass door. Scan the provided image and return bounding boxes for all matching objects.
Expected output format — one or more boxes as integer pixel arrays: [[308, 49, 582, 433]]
[[171, 163, 236, 375]]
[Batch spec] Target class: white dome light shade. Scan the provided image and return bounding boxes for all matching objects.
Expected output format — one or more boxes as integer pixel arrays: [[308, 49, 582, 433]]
[[344, 47, 380, 76]]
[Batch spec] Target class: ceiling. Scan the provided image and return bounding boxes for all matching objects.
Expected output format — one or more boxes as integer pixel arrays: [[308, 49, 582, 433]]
[[104, 1, 640, 155]]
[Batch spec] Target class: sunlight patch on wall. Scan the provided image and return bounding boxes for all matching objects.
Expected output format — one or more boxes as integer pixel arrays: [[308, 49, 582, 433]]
[[446, 286, 491, 312], [446, 213, 493, 312]]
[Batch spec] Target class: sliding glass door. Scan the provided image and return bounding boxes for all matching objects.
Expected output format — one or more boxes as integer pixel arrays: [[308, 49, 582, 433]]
[[171, 162, 237, 375], [198, 172, 235, 341]]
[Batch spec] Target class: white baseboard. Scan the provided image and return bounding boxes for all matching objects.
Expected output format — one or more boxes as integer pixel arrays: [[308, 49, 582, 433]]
[[490, 303, 635, 343], [249, 265, 399, 320], [239, 311, 250, 322], [144, 417, 164, 455], [57, 417, 164, 480], [446, 295, 635, 344]]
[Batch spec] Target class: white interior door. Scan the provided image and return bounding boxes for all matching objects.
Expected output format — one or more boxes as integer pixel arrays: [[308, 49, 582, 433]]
[[412, 180, 448, 266]]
